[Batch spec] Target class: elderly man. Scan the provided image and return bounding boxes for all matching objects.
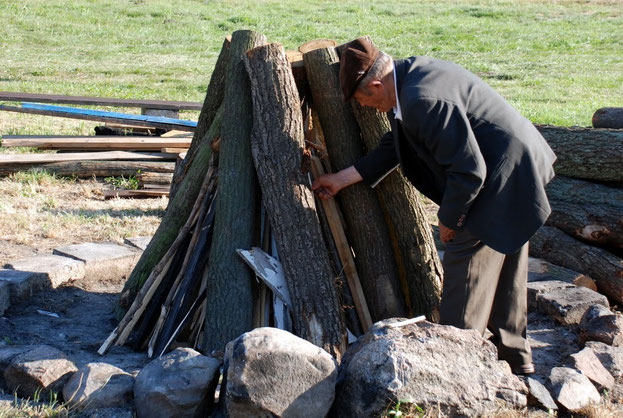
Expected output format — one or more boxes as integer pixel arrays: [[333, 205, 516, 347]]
[[312, 37, 556, 375]]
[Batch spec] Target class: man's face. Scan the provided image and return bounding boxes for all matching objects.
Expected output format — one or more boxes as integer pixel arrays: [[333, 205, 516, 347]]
[[353, 82, 393, 113]]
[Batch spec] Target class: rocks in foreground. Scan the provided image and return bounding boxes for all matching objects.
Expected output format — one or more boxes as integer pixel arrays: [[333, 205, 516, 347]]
[[332, 319, 527, 417], [223, 327, 338, 418], [63, 362, 134, 410]]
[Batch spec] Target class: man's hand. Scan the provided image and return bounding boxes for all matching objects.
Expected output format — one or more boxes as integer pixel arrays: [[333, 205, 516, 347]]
[[312, 165, 363, 200], [439, 220, 456, 243]]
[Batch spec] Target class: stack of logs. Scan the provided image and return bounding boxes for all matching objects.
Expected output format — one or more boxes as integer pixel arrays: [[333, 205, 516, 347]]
[[531, 124, 623, 306], [101, 31, 442, 359]]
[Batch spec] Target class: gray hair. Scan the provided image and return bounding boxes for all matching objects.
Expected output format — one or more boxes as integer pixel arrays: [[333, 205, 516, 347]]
[[357, 51, 393, 96]]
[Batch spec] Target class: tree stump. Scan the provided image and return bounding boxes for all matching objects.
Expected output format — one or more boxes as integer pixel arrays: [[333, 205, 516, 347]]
[[351, 102, 443, 318], [530, 226, 623, 305], [202, 30, 267, 354], [303, 46, 407, 321], [243, 42, 346, 357], [536, 125, 623, 182]]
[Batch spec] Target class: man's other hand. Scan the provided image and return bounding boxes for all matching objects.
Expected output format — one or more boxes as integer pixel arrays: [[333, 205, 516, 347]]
[[439, 221, 457, 243], [312, 165, 363, 200]]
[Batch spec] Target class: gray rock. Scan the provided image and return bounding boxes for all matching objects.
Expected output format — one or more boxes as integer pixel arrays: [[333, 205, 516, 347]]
[[579, 306, 623, 347], [6, 254, 85, 288], [527, 280, 575, 309], [0, 346, 32, 389], [76, 407, 134, 418], [53, 242, 139, 283], [569, 347, 615, 391], [528, 280, 609, 325], [0, 269, 46, 302], [134, 347, 220, 418], [526, 377, 557, 412], [123, 236, 152, 251], [332, 319, 527, 417], [548, 366, 600, 412], [63, 362, 134, 409], [3, 345, 77, 401], [224, 327, 338, 418], [585, 341, 623, 379], [0, 281, 10, 316]]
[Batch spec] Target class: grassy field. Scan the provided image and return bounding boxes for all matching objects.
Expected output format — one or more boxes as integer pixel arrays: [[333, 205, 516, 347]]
[[0, 0, 622, 131]]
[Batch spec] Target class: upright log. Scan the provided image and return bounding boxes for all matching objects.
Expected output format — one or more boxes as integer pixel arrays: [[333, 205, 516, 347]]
[[351, 102, 443, 318], [243, 43, 346, 357], [530, 226, 623, 305], [536, 125, 623, 182], [304, 47, 407, 321], [115, 108, 222, 316], [202, 30, 267, 354], [169, 36, 231, 201], [593, 107, 623, 129]]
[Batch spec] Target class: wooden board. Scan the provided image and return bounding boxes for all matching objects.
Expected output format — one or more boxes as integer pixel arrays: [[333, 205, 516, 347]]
[[1, 135, 192, 150], [0, 103, 197, 132], [103, 189, 169, 199], [0, 151, 178, 164], [0, 91, 202, 110]]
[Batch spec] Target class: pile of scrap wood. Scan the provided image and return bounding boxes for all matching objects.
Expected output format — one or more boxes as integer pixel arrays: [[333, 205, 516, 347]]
[[0, 92, 201, 198], [100, 31, 443, 360], [531, 124, 623, 305]]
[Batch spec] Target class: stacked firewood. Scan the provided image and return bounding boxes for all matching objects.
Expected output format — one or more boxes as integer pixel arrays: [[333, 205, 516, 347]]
[[531, 125, 623, 306], [101, 31, 443, 359]]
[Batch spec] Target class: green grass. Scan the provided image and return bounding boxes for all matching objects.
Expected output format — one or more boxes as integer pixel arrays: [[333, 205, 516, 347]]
[[0, 0, 621, 127]]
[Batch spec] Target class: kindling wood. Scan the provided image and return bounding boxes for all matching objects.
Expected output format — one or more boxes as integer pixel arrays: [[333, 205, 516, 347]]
[[0, 151, 177, 164], [1, 135, 191, 151]]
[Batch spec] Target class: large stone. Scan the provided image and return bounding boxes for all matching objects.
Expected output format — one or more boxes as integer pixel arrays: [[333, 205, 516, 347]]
[[585, 341, 623, 379], [224, 327, 338, 418], [569, 347, 615, 391], [0, 281, 10, 316], [526, 377, 557, 412], [528, 280, 609, 325], [134, 348, 220, 418], [547, 367, 601, 412], [53, 242, 139, 282], [579, 305, 623, 347], [123, 236, 152, 251], [527, 280, 575, 309], [3, 345, 77, 401], [6, 254, 85, 288], [0, 346, 32, 389], [62, 362, 134, 409], [0, 269, 45, 302], [332, 319, 527, 417]]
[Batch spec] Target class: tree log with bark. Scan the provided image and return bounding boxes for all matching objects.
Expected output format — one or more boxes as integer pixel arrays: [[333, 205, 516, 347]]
[[530, 226, 623, 305], [201, 30, 267, 354], [536, 125, 623, 182], [243, 42, 346, 357], [303, 46, 407, 321], [593, 107, 623, 129], [350, 102, 443, 318]]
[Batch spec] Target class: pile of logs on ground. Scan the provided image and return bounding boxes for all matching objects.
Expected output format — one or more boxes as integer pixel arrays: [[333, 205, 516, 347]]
[[0, 92, 202, 198], [101, 31, 443, 359], [531, 125, 623, 306]]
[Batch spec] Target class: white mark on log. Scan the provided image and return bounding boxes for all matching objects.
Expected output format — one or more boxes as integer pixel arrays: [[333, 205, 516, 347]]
[[308, 313, 324, 347], [237, 247, 292, 308], [579, 224, 609, 240]]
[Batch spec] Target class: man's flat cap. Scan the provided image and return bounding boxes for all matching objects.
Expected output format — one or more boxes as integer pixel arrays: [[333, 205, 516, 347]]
[[339, 37, 380, 102]]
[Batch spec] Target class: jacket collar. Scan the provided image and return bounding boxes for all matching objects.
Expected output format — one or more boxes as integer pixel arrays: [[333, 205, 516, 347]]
[[393, 58, 411, 102]]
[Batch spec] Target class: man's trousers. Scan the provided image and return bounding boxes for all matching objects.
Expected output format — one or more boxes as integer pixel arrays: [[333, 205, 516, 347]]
[[439, 229, 532, 368]]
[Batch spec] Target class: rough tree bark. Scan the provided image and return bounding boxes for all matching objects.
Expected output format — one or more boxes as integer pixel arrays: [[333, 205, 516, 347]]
[[536, 125, 623, 182], [546, 176, 623, 209], [169, 36, 231, 201], [115, 109, 223, 317], [530, 226, 623, 305], [303, 46, 407, 321], [351, 102, 443, 318], [593, 107, 623, 129], [202, 30, 267, 354], [243, 42, 346, 357]]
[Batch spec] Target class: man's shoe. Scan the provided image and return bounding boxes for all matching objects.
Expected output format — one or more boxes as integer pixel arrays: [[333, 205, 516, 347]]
[[511, 363, 535, 375]]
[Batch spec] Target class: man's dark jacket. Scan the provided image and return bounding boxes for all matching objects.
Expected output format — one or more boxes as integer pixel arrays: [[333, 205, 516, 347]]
[[354, 57, 556, 254]]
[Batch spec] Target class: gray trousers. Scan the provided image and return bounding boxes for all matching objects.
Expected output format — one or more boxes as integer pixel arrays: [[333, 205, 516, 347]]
[[439, 229, 532, 367]]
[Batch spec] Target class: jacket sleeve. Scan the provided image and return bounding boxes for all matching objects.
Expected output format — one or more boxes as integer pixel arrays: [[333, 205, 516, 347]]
[[401, 97, 486, 231], [353, 130, 399, 188]]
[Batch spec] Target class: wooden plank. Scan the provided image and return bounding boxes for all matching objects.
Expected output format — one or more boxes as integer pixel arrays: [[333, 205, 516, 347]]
[[0, 151, 178, 164], [0, 103, 197, 132], [1, 135, 192, 150], [0, 91, 202, 110], [310, 156, 373, 332], [103, 189, 169, 199], [161, 148, 188, 154]]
